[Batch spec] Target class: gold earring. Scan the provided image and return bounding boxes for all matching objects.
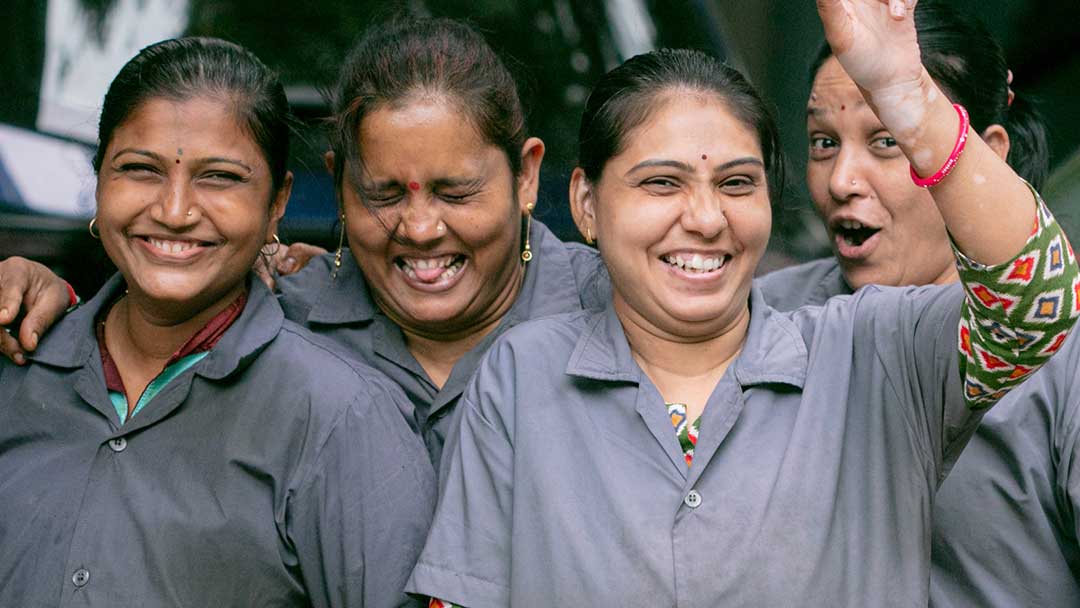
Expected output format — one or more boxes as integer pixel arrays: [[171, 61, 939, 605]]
[[332, 214, 346, 279], [89, 217, 100, 240], [262, 234, 281, 256], [585, 226, 594, 245], [521, 202, 535, 263]]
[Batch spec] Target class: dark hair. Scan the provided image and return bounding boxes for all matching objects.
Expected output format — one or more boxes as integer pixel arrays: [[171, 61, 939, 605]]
[[329, 17, 527, 199], [809, 0, 1049, 188], [577, 48, 786, 203], [93, 37, 291, 192]]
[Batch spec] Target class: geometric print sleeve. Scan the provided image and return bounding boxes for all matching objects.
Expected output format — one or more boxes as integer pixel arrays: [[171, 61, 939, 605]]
[[956, 183, 1080, 409]]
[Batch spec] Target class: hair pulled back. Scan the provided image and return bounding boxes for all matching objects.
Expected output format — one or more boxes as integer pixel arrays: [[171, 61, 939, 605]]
[[329, 18, 527, 199], [93, 37, 291, 192], [809, 0, 1049, 188], [577, 48, 785, 202]]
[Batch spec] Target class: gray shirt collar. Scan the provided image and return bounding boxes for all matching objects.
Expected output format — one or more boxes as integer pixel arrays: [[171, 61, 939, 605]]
[[30, 272, 284, 381], [566, 286, 808, 389]]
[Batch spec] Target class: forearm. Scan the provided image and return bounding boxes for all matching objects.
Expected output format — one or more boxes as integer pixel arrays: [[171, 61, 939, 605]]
[[870, 71, 1035, 265]]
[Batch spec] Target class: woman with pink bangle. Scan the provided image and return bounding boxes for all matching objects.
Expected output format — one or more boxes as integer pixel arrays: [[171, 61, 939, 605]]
[[410, 0, 1079, 604]]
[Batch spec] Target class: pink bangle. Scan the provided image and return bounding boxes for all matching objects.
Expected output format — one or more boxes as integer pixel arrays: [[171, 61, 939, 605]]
[[63, 280, 78, 309], [910, 103, 970, 188]]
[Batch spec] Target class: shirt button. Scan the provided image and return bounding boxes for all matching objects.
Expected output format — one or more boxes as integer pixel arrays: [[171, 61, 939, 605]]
[[684, 489, 702, 509], [108, 437, 127, 452], [72, 568, 90, 587]]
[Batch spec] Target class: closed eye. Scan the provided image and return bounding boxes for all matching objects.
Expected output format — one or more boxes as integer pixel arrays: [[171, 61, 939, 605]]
[[719, 176, 758, 195]]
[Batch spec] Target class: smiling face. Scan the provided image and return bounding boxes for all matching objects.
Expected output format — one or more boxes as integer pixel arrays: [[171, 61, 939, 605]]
[[95, 96, 287, 318], [573, 92, 771, 339], [806, 57, 957, 290], [340, 97, 539, 339]]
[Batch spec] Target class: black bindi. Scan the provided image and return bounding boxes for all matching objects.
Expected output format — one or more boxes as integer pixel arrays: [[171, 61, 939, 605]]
[[840, 104, 846, 111]]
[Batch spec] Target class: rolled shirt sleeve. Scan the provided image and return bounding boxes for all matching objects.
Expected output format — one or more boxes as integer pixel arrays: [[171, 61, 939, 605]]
[[288, 378, 437, 608], [407, 351, 516, 608]]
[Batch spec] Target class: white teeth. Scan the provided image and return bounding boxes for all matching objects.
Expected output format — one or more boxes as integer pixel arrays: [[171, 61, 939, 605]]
[[663, 254, 725, 273], [839, 219, 864, 230], [404, 255, 455, 270], [150, 238, 197, 254]]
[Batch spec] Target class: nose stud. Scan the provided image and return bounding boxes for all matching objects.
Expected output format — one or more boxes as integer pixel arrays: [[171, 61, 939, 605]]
[[186, 210, 193, 217], [850, 180, 857, 187], [436, 221, 446, 234]]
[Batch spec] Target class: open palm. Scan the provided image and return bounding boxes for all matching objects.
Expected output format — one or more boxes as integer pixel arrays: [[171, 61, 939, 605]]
[[816, 0, 923, 96]]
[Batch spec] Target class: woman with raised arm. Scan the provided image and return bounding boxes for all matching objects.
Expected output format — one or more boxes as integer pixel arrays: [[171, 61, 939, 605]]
[[0, 18, 607, 468], [0, 38, 435, 607], [409, 0, 1079, 605], [756, 2, 1080, 605]]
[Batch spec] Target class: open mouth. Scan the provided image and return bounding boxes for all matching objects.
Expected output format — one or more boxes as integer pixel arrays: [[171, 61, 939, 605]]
[[834, 219, 881, 248], [395, 254, 467, 284], [661, 253, 731, 274]]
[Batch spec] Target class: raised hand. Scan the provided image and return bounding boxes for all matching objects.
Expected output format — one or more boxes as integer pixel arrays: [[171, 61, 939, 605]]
[[816, 0, 927, 137]]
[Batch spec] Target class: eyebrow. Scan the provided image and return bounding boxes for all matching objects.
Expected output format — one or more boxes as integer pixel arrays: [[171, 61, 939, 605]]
[[110, 148, 252, 172], [627, 157, 764, 175]]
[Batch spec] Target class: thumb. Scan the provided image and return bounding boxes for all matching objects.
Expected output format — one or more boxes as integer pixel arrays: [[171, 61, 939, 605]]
[[816, 0, 853, 54]]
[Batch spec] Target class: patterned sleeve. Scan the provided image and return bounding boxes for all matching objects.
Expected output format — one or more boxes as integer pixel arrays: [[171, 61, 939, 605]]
[[957, 185, 1080, 409]]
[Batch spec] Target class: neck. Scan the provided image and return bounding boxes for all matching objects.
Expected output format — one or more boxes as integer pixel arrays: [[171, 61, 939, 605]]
[[615, 293, 750, 415], [106, 283, 245, 366], [932, 264, 961, 286], [392, 261, 526, 389]]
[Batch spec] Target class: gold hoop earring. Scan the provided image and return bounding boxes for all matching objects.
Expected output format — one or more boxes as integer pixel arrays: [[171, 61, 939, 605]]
[[332, 214, 346, 279], [262, 234, 281, 256], [89, 218, 100, 240], [521, 203, 535, 263], [585, 226, 594, 245]]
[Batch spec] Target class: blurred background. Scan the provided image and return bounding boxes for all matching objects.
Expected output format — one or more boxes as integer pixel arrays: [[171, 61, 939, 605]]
[[2, 0, 1079, 296]]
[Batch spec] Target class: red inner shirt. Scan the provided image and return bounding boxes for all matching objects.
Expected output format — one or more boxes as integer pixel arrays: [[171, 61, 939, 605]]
[[96, 291, 248, 395]]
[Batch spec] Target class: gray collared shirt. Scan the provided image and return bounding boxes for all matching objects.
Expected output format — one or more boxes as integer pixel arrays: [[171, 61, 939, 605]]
[[759, 258, 1080, 607], [277, 219, 607, 467], [408, 283, 979, 606], [0, 275, 436, 607]]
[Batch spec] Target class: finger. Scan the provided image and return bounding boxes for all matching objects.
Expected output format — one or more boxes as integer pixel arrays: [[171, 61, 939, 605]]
[[815, 0, 854, 53], [277, 243, 327, 275], [0, 328, 27, 365], [0, 268, 30, 326], [889, 0, 906, 19], [18, 280, 71, 352], [254, 256, 276, 290]]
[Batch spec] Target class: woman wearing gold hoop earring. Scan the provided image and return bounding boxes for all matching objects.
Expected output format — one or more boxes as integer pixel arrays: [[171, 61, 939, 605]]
[[0, 19, 611, 470], [0, 38, 433, 607], [88, 218, 100, 239]]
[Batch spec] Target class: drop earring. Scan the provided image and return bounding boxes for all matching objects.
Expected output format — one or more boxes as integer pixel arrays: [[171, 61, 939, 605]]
[[521, 202, 535, 263], [332, 213, 346, 279]]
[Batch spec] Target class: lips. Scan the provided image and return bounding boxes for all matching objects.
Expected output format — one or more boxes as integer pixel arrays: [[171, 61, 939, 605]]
[[135, 235, 216, 260], [831, 219, 882, 260]]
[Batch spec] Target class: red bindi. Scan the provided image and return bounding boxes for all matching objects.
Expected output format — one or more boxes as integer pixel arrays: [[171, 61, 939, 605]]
[[408, 181, 421, 191], [840, 104, 846, 111], [701, 154, 708, 160]]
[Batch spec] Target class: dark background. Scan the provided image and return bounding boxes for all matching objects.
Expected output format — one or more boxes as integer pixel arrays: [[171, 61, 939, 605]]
[[3, 0, 1079, 297]]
